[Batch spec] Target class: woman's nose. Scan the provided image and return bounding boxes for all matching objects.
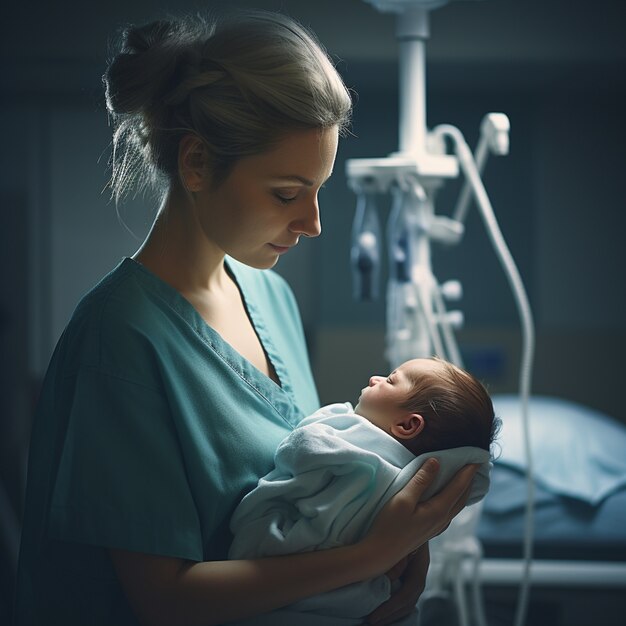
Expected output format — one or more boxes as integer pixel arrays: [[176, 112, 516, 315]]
[[289, 198, 322, 238], [369, 375, 383, 386]]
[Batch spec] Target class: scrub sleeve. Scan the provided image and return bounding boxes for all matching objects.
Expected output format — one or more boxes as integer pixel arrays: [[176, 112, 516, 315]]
[[15, 257, 320, 626]]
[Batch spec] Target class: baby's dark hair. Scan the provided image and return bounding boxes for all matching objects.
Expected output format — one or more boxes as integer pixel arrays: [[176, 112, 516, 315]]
[[399, 357, 500, 457]]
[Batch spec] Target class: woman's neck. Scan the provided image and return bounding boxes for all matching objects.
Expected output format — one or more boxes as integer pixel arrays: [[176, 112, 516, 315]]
[[132, 192, 229, 296]]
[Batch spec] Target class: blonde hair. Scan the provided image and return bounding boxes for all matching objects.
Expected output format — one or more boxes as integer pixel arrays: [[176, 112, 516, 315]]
[[400, 357, 500, 456], [103, 11, 352, 202]]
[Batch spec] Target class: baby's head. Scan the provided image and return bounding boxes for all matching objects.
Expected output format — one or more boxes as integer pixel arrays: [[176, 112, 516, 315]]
[[354, 357, 499, 457]]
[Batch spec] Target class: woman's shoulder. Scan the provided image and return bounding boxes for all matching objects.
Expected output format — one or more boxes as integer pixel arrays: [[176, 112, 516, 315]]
[[70, 258, 157, 329], [59, 258, 179, 374]]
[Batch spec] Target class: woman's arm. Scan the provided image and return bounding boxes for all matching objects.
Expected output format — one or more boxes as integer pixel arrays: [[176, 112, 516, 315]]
[[110, 539, 379, 626], [110, 459, 477, 626]]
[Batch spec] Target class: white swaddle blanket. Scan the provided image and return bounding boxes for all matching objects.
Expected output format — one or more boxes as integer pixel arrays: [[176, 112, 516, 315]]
[[229, 403, 491, 626]]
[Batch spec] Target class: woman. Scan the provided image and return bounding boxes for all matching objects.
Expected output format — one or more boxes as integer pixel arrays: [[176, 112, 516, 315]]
[[15, 11, 478, 626]]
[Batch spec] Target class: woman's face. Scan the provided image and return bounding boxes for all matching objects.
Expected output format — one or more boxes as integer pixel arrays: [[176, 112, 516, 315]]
[[198, 126, 339, 269]]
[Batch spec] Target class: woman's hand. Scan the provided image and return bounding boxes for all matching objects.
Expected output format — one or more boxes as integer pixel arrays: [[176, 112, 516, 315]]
[[363, 459, 479, 573], [365, 543, 430, 625]]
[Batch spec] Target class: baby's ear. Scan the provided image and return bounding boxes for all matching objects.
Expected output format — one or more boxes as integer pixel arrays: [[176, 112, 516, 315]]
[[391, 413, 425, 440]]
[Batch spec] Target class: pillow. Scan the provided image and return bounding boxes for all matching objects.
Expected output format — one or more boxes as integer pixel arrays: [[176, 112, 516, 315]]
[[492, 395, 626, 506]]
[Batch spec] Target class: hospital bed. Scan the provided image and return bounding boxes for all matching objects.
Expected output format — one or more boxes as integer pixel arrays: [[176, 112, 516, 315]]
[[472, 394, 626, 625]]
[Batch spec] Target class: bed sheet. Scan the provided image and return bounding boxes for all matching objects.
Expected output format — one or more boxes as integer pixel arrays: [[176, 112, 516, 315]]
[[477, 463, 626, 561]]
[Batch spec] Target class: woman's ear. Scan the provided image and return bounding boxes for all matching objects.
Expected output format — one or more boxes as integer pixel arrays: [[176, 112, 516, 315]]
[[179, 134, 209, 192], [391, 413, 425, 440]]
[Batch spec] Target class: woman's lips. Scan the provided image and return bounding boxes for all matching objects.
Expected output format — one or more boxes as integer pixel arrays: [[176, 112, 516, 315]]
[[269, 244, 292, 254]]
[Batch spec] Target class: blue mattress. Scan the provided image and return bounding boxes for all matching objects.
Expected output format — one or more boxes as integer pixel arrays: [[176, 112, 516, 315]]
[[477, 395, 626, 562], [477, 459, 626, 561]]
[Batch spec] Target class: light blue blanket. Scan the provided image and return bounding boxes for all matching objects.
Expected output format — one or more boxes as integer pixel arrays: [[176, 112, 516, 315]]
[[229, 403, 491, 625]]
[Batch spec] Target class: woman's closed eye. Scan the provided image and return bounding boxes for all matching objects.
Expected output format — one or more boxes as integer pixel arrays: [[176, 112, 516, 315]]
[[273, 188, 300, 204], [274, 183, 326, 205]]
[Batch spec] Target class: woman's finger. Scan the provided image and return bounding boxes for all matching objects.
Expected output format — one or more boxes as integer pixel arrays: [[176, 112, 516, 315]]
[[367, 545, 429, 625], [429, 463, 479, 515], [366, 588, 419, 625], [400, 457, 441, 504], [385, 556, 409, 582], [449, 478, 475, 519]]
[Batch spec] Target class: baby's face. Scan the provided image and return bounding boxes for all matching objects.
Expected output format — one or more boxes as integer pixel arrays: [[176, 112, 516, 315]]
[[355, 359, 439, 431]]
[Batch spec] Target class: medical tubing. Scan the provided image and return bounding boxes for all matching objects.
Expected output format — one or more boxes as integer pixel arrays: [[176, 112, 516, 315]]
[[386, 192, 406, 363], [454, 564, 470, 626], [435, 124, 536, 626], [351, 191, 382, 301], [424, 281, 446, 358], [431, 279, 464, 367], [407, 181, 449, 359], [412, 278, 446, 358], [388, 189, 412, 284], [471, 544, 489, 626], [452, 135, 489, 224]]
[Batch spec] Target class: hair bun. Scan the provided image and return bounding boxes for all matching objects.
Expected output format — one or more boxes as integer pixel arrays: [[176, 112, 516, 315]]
[[103, 19, 186, 116], [124, 20, 175, 55]]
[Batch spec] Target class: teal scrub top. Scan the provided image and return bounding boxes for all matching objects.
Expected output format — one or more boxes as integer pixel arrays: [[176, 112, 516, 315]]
[[15, 257, 320, 625]]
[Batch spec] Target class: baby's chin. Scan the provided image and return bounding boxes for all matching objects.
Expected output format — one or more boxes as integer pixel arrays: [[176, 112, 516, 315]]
[[354, 405, 376, 427]]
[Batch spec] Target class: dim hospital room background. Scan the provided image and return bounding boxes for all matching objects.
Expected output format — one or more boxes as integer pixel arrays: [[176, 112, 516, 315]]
[[1, 0, 625, 624]]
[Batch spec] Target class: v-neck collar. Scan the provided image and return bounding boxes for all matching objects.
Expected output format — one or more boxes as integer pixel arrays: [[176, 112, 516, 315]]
[[224, 257, 293, 394], [123, 257, 301, 428]]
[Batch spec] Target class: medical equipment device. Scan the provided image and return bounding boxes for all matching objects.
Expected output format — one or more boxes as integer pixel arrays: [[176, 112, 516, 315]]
[[346, 1, 536, 625]]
